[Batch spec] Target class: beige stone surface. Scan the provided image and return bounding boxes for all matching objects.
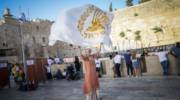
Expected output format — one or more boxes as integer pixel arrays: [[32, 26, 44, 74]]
[[168, 54, 179, 75], [111, 0, 180, 50], [145, 56, 163, 75], [0, 16, 83, 63]]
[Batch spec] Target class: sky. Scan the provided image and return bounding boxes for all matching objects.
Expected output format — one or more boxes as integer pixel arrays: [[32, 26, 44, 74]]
[[0, 0, 139, 21]]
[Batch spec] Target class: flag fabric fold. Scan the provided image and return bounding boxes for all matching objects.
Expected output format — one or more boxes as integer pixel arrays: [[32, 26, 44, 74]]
[[19, 12, 27, 23], [49, 4, 113, 51]]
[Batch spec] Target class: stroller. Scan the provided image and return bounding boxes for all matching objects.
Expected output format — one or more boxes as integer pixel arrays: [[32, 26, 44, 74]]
[[65, 64, 80, 80]]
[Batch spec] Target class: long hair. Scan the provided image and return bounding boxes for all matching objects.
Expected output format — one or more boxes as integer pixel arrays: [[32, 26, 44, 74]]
[[131, 51, 137, 59]]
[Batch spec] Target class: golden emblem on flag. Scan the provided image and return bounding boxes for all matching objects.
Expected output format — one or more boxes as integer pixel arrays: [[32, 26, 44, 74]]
[[77, 5, 110, 39]]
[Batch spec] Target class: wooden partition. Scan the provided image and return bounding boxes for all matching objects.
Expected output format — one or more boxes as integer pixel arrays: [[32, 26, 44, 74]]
[[27, 64, 37, 82], [26, 58, 48, 89], [35, 58, 47, 82], [0, 66, 9, 89], [26, 60, 38, 90]]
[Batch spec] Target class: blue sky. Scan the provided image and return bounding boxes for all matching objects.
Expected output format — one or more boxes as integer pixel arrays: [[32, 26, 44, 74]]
[[0, 0, 139, 21]]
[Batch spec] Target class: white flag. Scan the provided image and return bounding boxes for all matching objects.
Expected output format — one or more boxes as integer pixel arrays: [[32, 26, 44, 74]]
[[49, 4, 113, 49]]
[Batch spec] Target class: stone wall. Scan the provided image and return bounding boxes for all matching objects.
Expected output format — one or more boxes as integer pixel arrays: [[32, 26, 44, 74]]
[[0, 15, 84, 63], [111, 0, 180, 50], [0, 17, 53, 63]]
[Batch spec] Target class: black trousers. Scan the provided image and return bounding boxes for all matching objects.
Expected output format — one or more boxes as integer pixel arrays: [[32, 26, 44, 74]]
[[126, 62, 133, 76], [96, 67, 101, 77], [115, 63, 121, 77], [47, 73, 52, 79]]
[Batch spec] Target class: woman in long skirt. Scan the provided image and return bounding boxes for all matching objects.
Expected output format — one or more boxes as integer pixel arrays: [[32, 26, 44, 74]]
[[81, 48, 101, 100]]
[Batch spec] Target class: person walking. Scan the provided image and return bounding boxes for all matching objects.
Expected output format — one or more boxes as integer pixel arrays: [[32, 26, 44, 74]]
[[155, 49, 169, 75], [124, 50, 133, 77], [81, 48, 101, 100], [113, 52, 123, 77]]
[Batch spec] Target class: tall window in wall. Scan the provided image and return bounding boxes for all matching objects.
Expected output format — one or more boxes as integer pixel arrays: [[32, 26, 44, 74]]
[[42, 37, 46, 43], [3, 29, 8, 47], [36, 26, 39, 31], [32, 36, 36, 43]]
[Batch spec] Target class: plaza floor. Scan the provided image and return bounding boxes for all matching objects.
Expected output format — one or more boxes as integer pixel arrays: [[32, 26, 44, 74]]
[[0, 76, 180, 100]]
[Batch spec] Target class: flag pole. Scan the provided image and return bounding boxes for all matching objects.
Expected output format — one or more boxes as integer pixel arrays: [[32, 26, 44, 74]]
[[18, 6, 27, 80], [19, 22, 27, 80]]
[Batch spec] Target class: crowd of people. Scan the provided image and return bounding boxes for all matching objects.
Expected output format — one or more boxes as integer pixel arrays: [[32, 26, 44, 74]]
[[8, 42, 180, 88], [1, 42, 179, 100], [93, 42, 180, 78], [107, 50, 142, 78], [45, 56, 82, 81], [80, 42, 180, 100]]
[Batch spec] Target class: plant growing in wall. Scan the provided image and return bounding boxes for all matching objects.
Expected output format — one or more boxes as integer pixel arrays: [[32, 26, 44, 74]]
[[127, 29, 132, 32], [134, 30, 142, 48], [134, 13, 139, 16], [125, 37, 130, 47], [151, 26, 163, 43], [119, 31, 125, 38], [119, 31, 126, 50], [134, 30, 141, 36]]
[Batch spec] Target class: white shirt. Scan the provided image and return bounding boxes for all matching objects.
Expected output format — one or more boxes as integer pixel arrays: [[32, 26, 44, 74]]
[[155, 51, 168, 62], [114, 54, 122, 64], [48, 59, 53, 65], [55, 58, 60, 64], [95, 59, 101, 68], [46, 66, 51, 73]]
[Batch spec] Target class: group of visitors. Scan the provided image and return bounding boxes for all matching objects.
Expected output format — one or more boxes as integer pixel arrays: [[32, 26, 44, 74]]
[[106, 42, 180, 77], [112, 50, 141, 78], [46, 57, 64, 80], [46, 56, 82, 80], [94, 50, 141, 78]]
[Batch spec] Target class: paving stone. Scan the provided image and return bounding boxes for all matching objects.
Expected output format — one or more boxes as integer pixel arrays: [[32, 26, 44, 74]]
[[157, 97, 180, 100], [133, 97, 157, 100], [116, 96, 134, 100], [0, 76, 180, 100]]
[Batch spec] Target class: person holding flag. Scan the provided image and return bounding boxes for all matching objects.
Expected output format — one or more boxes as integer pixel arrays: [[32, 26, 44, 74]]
[[49, 4, 113, 100], [80, 45, 101, 100]]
